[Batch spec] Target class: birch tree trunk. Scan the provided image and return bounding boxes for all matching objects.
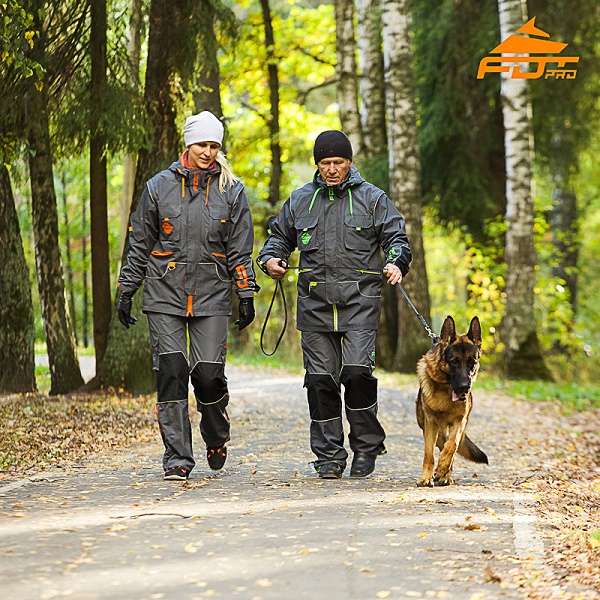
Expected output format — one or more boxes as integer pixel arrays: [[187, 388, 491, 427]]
[[382, 0, 432, 372], [0, 165, 37, 393], [356, 0, 387, 157], [497, 0, 550, 379], [334, 0, 364, 153], [356, 0, 392, 368]]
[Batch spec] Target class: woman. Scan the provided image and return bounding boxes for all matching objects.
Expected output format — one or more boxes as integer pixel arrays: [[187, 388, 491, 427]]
[[117, 111, 258, 480]]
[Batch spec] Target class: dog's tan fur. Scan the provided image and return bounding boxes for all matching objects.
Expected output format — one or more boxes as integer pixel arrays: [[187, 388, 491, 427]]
[[416, 316, 488, 487]]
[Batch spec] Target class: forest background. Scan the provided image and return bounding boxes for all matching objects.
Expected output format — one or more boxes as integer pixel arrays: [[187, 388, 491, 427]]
[[1, 0, 600, 397]]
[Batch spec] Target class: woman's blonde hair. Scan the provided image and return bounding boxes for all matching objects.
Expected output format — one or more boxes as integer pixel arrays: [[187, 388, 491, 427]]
[[215, 151, 238, 192]]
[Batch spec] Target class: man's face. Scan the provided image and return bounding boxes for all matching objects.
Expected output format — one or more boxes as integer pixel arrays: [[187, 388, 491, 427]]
[[317, 157, 352, 186], [187, 142, 220, 169]]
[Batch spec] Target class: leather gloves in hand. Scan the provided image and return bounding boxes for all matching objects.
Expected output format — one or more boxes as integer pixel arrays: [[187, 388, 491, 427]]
[[236, 297, 255, 331], [118, 292, 138, 329]]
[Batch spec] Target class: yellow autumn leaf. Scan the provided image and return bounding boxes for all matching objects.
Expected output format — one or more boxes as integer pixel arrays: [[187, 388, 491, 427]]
[[184, 543, 197, 553], [376, 592, 391, 599]]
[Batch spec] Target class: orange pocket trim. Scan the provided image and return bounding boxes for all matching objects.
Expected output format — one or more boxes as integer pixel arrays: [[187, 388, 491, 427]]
[[186, 295, 194, 317], [212, 252, 227, 259], [151, 251, 174, 256]]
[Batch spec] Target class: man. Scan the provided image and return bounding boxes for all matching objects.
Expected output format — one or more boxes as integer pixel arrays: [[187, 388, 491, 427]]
[[257, 130, 411, 478]]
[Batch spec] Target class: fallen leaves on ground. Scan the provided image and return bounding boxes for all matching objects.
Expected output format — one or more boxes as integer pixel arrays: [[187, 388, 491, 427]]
[[0, 392, 156, 477], [488, 392, 600, 598]]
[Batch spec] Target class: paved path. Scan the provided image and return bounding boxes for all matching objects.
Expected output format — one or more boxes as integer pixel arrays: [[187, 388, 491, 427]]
[[0, 366, 591, 599]]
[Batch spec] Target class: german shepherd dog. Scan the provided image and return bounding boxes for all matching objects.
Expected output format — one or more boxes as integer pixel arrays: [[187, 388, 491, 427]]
[[415, 316, 488, 487]]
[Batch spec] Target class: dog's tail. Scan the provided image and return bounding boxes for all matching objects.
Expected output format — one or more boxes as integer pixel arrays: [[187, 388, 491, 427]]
[[458, 435, 488, 464]]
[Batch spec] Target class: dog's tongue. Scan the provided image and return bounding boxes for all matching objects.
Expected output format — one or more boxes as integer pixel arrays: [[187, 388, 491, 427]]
[[452, 391, 462, 402]]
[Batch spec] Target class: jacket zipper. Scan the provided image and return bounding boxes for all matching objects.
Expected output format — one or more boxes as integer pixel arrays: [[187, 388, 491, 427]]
[[333, 304, 338, 331]]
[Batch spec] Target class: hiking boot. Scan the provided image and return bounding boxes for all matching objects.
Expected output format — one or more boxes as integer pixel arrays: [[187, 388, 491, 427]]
[[350, 452, 376, 477], [163, 466, 189, 481], [317, 462, 344, 479], [207, 445, 227, 470]]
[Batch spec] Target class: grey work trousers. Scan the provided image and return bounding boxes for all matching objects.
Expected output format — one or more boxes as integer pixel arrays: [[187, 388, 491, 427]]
[[301, 330, 386, 469], [147, 312, 230, 473]]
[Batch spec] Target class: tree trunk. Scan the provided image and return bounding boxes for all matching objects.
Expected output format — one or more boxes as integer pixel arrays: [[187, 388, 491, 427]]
[[550, 140, 579, 313], [356, 0, 392, 367], [61, 172, 77, 345], [194, 0, 224, 121], [120, 0, 143, 254], [82, 195, 89, 348], [356, 0, 387, 157], [90, 0, 111, 367], [92, 0, 184, 394], [26, 80, 84, 394], [334, 0, 364, 153], [259, 0, 281, 208], [0, 165, 37, 393], [382, 0, 432, 372], [497, 0, 551, 379]]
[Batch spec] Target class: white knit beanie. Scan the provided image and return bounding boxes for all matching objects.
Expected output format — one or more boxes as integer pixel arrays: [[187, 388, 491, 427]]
[[183, 111, 224, 147]]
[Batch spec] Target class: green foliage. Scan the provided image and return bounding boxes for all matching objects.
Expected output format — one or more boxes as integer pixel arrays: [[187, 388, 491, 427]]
[[0, 1, 43, 79], [220, 1, 337, 228], [412, 0, 505, 240], [477, 374, 600, 412]]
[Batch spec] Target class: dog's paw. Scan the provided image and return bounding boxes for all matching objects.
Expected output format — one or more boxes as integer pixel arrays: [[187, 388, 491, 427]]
[[434, 476, 454, 486], [417, 478, 434, 487]]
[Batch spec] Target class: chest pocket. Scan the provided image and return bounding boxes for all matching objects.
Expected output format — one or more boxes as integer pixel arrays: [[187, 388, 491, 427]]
[[207, 205, 231, 242], [344, 213, 373, 251], [158, 202, 182, 244], [294, 216, 319, 252]]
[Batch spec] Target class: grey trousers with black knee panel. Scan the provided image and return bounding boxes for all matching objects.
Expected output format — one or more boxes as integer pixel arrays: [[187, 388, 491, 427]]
[[148, 312, 230, 473], [301, 330, 385, 468]]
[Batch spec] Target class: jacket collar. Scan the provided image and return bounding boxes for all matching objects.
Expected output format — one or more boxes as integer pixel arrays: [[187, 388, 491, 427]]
[[170, 153, 221, 185]]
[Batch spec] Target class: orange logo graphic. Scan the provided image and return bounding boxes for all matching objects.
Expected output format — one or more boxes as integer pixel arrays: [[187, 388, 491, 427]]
[[478, 17, 579, 80]]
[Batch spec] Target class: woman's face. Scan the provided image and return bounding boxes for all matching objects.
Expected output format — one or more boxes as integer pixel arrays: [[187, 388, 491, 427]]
[[187, 141, 220, 169]]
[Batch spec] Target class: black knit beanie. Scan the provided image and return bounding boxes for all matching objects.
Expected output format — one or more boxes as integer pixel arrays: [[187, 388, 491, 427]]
[[313, 130, 353, 164]]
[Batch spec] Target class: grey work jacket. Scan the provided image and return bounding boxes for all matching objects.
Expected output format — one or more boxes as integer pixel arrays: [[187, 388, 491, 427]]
[[119, 157, 257, 317], [258, 167, 411, 332]]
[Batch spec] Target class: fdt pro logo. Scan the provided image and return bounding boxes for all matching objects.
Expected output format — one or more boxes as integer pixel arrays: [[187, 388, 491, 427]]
[[478, 17, 579, 80]]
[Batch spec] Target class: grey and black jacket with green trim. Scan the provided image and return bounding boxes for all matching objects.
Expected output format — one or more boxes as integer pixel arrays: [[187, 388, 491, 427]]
[[257, 166, 411, 332], [118, 157, 257, 317]]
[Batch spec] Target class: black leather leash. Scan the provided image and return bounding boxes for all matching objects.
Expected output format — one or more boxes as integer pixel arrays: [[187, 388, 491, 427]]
[[259, 261, 439, 355], [260, 279, 288, 356], [259, 259, 298, 356], [397, 284, 439, 346]]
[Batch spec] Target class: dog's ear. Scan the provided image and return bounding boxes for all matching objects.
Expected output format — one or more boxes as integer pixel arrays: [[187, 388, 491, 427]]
[[467, 316, 482, 345], [440, 315, 456, 343]]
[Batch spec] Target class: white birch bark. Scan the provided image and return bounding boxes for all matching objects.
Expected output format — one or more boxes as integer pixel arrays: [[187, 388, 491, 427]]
[[498, 0, 549, 377], [334, 0, 364, 154], [382, 0, 431, 371], [356, 0, 386, 155]]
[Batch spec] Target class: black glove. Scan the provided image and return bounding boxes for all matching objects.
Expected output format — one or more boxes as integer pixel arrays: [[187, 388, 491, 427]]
[[236, 297, 255, 331], [118, 291, 138, 329]]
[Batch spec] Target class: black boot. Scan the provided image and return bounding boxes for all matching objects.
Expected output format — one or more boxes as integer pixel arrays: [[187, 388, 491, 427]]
[[350, 452, 376, 477], [317, 462, 344, 479]]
